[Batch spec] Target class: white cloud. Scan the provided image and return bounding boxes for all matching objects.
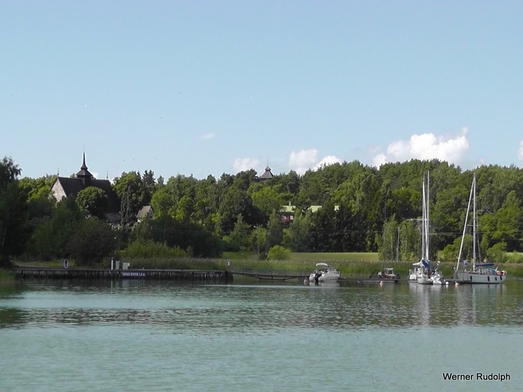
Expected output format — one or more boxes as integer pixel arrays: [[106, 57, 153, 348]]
[[315, 155, 342, 170], [372, 128, 470, 167], [199, 133, 216, 140], [372, 154, 387, 168], [288, 149, 342, 175], [288, 149, 318, 171], [518, 140, 523, 162], [232, 157, 261, 173]]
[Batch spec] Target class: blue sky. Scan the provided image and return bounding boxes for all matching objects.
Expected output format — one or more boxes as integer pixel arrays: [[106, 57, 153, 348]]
[[2, 1, 523, 181]]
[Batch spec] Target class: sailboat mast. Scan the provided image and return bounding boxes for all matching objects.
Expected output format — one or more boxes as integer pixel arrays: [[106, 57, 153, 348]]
[[472, 173, 477, 270], [426, 172, 430, 261], [455, 174, 474, 276], [421, 179, 426, 260]]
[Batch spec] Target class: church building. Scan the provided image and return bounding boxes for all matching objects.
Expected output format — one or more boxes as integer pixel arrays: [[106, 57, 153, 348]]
[[259, 165, 273, 181], [51, 154, 120, 222]]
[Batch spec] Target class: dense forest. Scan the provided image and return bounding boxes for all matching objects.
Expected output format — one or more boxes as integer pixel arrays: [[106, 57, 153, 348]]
[[2, 156, 523, 266]]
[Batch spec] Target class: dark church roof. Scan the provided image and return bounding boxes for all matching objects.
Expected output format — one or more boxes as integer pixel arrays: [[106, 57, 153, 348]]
[[76, 153, 93, 179], [259, 166, 273, 180]]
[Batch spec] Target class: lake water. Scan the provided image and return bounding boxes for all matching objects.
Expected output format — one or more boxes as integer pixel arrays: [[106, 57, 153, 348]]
[[1, 279, 522, 391]]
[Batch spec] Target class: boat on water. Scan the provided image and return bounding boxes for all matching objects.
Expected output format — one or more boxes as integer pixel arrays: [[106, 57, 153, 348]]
[[407, 261, 424, 283], [377, 267, 399, 282], [408, 260, 447, 285], [407, 173, 433, 285], [417, 272, 433, 285], [430, 262, 447, 285], [308, 263, 340, 284], [454, 174, 506, 284]]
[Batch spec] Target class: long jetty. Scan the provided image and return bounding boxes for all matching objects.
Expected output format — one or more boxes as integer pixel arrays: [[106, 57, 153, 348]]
[[231, 268, 309, 281], [12, 267, 232, 282]]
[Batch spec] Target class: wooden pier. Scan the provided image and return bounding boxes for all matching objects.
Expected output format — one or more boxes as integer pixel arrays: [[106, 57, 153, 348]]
[[11, 267, 232, 282], [231, 269, 309, 281], [349, 277, 399, 284], [231, 270, 403, 283]]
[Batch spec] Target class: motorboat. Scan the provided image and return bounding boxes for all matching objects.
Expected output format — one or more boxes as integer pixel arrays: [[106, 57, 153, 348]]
[[377, 267, 399, 282], [430, 262, 447, 285], [407, 262, 423, 283], [308, 263, 340, 284]]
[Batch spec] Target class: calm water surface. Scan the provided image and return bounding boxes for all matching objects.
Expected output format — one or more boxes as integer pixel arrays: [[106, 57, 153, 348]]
[[1, 279, 523, 391]]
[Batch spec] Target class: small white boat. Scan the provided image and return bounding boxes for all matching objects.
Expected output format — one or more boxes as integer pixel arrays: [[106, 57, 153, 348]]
[[430, 262, 447, 285], [407, 261, 425, 284], [377, 267, 399, 281], [308, 263, 340, 284]]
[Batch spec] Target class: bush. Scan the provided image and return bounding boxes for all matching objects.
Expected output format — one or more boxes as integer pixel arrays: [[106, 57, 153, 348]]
[[486, 242, 508, 264], [267, 245, 291, 261], [221, 236, 240, 252], [0, 268, 14, 280], [123, 240, 187, 258], [507, 251, 523, 264], [67, 217, 117, 266]]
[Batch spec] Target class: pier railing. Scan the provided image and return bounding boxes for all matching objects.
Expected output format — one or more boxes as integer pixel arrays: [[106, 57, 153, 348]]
[[230, 268, 309, 281]]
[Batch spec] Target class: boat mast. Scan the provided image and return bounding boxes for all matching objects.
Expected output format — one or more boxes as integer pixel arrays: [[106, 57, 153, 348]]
[[426, 172, 430, 262], [455, 174, 474, 276], [421, 179, 426, 261], [472, 173, 477, 271], [421, 172, 430, 262]]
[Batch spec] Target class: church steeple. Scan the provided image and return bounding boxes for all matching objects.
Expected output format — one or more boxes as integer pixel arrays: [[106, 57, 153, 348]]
[[259, 165, 273, 181], [76, 152, 93, 185]]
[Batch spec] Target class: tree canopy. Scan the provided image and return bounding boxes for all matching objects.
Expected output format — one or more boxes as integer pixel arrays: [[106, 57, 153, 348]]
[[6, 156, 523, 265]]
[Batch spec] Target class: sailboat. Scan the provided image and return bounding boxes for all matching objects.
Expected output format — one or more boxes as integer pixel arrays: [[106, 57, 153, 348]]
[[417, 173, 433, 285], [454, 173, 507, 284], [408, 173, 433, 284]]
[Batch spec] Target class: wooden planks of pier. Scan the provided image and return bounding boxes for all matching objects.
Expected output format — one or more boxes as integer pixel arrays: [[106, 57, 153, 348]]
[[11, 267, 232, 282]]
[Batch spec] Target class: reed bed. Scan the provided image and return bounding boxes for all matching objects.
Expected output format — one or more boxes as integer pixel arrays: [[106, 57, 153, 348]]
[[0, 269, 14, 281]]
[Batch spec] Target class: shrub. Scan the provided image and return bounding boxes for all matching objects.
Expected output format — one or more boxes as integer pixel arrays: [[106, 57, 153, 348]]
[[267, 245, 291, 261], [123, 240, 187, 258], [507, 251, 523, 264], [486, 242, 508, 264]]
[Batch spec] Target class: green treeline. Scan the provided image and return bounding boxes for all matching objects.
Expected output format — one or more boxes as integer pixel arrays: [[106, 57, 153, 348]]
[[2, 156, 523, 266]]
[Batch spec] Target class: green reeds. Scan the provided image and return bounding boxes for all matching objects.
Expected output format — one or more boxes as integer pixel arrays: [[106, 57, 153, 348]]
[[121, 257, 227, 270], [0, 269, 14, 281]]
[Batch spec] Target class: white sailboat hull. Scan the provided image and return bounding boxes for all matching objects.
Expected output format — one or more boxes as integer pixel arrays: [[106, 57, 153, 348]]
[[456, 271, 506, 284], [417, 276, 433, 285]]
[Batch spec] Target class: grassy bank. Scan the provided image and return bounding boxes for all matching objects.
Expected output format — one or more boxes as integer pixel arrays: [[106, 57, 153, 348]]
[[222, 251, 380, 263], [12, 252, 523, 279]]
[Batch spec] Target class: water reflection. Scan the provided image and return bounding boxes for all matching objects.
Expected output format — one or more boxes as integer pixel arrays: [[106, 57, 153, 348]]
[[1, 280, 522, 330]]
